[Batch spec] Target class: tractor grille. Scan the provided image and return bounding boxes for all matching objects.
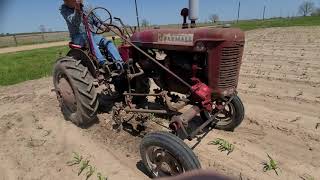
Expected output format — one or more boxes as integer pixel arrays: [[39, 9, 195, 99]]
[[218, 45, 242, 89]]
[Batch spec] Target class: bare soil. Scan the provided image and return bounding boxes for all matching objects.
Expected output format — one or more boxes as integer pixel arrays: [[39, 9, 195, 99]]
[[0, 26, 320, 180]]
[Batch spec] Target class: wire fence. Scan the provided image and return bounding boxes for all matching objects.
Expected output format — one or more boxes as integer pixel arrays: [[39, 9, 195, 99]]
[[0, 32, 70, 48], [0, 24, 214, 49], [0, 31, 125, 48]]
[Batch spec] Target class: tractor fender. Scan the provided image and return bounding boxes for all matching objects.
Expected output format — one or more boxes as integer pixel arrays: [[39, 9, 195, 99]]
[[66, 49, 98, 78]]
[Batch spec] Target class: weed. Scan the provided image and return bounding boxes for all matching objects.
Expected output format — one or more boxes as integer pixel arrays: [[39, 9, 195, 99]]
[[85, 165, 96, 180], [208, 138, 234, 155], [67, 152, 83, 166], [262, 154, 279, 175], [300, 174, 315, 180], [149, 113, 155, 120], [78, 159, 90, 176], [97, 172, 108, 180], [67, 152, 107, 180]]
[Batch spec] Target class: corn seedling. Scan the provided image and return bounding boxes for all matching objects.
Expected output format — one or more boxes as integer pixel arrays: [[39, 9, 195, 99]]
[[67, 152, 83, 166], [97, 172, 108, 180], [149, 113, 155, 119], [78, 159, 90, 176], [67, 152, 107, 179], [208, 138, 235, 155], [300, 174, 315, 180], [85, 165, 95, 180], [263, 154, 279, 175]]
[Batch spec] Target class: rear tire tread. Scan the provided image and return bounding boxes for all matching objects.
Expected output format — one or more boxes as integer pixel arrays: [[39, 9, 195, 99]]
[[53, 57, 99, 126]]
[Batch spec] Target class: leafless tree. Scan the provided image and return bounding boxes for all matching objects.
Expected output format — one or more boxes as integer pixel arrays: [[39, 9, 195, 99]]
[[209, 14, 219, 23], [298, 1, 315, 16]]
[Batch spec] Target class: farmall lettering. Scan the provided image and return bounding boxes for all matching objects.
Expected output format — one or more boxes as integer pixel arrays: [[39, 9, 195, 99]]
[[158, 33, 194, 44]]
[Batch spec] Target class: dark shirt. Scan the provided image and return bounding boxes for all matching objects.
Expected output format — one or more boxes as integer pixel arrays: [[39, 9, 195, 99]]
[[60, 4, 87, 43]]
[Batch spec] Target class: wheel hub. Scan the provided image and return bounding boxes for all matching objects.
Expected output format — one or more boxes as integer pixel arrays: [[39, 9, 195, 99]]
[[147, 147, 183, 177], [210, 100, 235, 126]]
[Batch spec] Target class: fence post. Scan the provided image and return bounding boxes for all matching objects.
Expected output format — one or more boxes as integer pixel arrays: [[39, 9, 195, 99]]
[[41, 33, 45, 42], [13, 35, 18, 46]]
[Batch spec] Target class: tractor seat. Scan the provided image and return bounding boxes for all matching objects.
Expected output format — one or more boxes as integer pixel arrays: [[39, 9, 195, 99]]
[[69, 42, 83, 49]]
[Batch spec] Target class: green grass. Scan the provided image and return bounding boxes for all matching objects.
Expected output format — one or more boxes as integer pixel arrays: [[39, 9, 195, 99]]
[[0, 39, 123, 86], [232, 16, 320, 31], [0, 46, 68, 86]]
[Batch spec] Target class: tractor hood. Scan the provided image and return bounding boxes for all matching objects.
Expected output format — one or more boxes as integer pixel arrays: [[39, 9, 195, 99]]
[[130, 27, 245, 50]]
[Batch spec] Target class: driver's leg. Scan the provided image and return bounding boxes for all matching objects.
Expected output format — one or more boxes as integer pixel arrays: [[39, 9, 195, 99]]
[[97, 36, 124, 63], [91, 34, 107, 65]]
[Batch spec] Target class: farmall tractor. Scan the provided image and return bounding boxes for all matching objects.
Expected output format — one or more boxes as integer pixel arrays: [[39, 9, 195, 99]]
[[53, 0, 245, 178]]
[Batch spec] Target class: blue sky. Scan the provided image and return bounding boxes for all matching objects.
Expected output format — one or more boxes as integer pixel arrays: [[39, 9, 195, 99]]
[[0, 0, 319, 34]]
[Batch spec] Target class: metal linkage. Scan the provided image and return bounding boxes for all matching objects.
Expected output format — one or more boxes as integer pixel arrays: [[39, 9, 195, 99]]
[[188, 95, 235, 139]]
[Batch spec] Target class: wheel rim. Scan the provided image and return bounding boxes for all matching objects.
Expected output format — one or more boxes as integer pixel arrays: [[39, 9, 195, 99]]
[[56, 75, 77, 114], [212, 101, 236, 126], [145, 146, 184, 177]]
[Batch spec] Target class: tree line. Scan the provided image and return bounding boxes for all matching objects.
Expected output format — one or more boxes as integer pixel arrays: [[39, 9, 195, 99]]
[[299, 0, 320, 16]]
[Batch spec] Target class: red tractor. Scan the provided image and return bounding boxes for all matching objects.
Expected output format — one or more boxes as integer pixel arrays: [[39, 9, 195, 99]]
[[53, 1, 245, 178]]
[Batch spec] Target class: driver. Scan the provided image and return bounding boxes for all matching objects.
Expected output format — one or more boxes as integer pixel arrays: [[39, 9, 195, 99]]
[[60, 0, 125, 70]]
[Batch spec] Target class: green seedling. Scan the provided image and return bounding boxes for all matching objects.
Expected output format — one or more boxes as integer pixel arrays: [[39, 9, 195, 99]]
[[208, 138, 235, 155], [85, 165, 95, 180], [263, 154, 279, 175], [150, 113, 155, 118], [78, 159, 90, 176], [300, 174, 315, 180], [67, 152, 83, 166], [66, 152, 107, 179], [97, 172, 108, 180]]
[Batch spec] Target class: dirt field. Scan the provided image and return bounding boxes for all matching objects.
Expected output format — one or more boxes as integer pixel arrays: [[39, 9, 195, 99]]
[[0, 26, 319, 180]]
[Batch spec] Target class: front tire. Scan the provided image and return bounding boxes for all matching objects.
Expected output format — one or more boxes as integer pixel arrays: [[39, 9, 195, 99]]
[[201, 95, 245, 131], [53, 57, 99, 126], [140, 131, 201, 178]]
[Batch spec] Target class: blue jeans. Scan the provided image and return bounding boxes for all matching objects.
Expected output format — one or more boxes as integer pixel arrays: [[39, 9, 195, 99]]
[[72, 33, 123, 65]]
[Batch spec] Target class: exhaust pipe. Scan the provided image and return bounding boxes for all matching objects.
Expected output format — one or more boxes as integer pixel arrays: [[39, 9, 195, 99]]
[[189, 0, 199, 28]]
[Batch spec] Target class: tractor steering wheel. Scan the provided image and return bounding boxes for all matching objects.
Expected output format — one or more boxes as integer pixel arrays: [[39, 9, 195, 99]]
[[87, 7, 113, 34]]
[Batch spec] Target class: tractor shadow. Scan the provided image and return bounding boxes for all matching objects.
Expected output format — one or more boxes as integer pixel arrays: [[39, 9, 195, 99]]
[[136, 160, 152, 178], [97, 94, 121, 113]]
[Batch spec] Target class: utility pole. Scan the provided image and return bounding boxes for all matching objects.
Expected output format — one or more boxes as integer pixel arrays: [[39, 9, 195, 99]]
[[263, 5, 266, 20], [237, 1, 241, 23], [134, 0, 140, 31]]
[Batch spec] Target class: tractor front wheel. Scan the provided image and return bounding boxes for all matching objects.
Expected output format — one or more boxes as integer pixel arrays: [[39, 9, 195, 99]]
[[140, 131, 201, 178], [53, 57, 99, 126], [201, 95, 245, 131]]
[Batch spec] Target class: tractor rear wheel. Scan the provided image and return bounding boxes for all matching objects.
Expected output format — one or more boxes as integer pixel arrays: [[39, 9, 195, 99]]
[[140, 131, 201, 178], [53, 57, 99, 126]]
